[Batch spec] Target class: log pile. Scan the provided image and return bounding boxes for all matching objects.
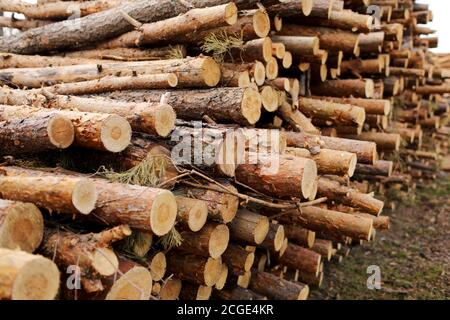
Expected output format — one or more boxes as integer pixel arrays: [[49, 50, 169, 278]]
[[0, 0, 448, 300]]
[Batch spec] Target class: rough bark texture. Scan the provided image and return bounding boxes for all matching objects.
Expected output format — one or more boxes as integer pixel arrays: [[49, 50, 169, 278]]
[[312, 96, 391, 116], [249, 271, 309, 300], [229, 209, 269, 245], [166, 254, 222, 287], [278, 243, 322, 276]]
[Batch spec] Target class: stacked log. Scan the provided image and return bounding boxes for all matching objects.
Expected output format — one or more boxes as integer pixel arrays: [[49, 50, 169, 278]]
[[0, 0, 447, 301]]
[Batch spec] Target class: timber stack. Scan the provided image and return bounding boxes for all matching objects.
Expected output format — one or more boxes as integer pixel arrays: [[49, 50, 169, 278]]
[[0, 0, 448, 300]]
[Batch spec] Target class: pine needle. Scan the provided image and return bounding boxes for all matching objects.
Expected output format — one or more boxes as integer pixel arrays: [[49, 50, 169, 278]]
[[118, 231, 153, 258], [158, 227, 183, 250], [201, 31, 243, 63], [101, 155, 169, 187], [166, 45, 185, 60]]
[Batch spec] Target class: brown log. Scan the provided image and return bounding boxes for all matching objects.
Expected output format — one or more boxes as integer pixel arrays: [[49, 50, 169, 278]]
[[339, 132, 401, 151], [177, 182, 239, 223], [215, 263, 229, 290], [415, 85, 450, 95], [285, 147, 357, 177], [0, 16, 51, 30], [355, 160, 393, 177], [221, 61, 266, 87], [278, 243, 321, 276], [229, 209, 270, 245], [341, 58, 384, 75], [260, 86, 279, 112], [236, 153, 318, 199], [266, 0, 315, 18], [177, 223, 229, 259], [310, 79, 375, 98], [159, 278, 182, 300], [0, 57, 221, 88], [270, 35, 320, 56], [213, 286, 267, 300], [99, 4, 238, 48], [249, 271, 309, 300], [0, 248, 60, 300], [311, 96, 391, 116], [179, 283, 212, 301], [229, 37, 273, 63], [166, 254, 222, 287], [0, 112, 74, 156], [311, 239, 333, 261], [146, 251, 166, 282], [175, 196, 208, 232], [278, 101, 321, 135], [317, 177, 384, 215], [0, 104, 131, 153], [284, 225, 315, 248], [358, 32, 385, 54], [259, 223, 285, 253], [293, 9, 373, 32], [0, 52, 112, 68], [40, 226, 130, 293], [222, 244, 255, 274], [0, 200, 43, 253]]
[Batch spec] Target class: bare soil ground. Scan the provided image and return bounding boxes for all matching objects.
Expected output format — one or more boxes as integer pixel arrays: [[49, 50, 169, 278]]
[[311, 175, 450, 300]]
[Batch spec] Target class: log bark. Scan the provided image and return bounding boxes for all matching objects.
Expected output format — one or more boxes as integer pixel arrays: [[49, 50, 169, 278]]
[[285, 147, 357, 177], [339, 132, 401, 151], [0, 0, 194, 54], [175, 196, 208, 232], [0, 248, 60, 300], [284, 225, 315, 248], [270, 35, 320, 56], [355, 160, 393, 177], [0, 200, 43, 253], [229, 210, 269, 245], [0, 16, 51, 30], [310, 79, 375, 98], [278, 101, 321, 135], [179, 283, 212, 301], [176, 223, 229, 259], [166, 254, 222, 287], [259, 223, 285, 253], [222, 244, 255, 274], [249, 271, 309, 300], [311, 96, 391, 115], [311, 239, 333, 261], [221, 61, 266, 87], [0, 57, 220, 88], [40, 226, 131, 293], [99, 4, 238, 48], [236, 153, 318, 199], [0, 52, 111, 68], [277, 243, 321, 276], [213, 286, 266, 300], [0, 112, 74, 156]]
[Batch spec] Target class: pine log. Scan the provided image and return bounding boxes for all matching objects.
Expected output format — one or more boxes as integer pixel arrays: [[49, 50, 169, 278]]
[[0, 248, 60, 300], [0, 112, 74, 156], [270, 35, 320, 56], [0, 173, 97, 216], [0, 57, 220, 88], [0, 105, 131, 153], [358, 32, 385, 54], [236, 153, 317, 199], [176, 223, 229, 259], [40, 226, 131, 293], [229, 210, 269, 245], [416, 85, 450, 95], [266, 0, 315, 17], [166, 254, 222, 287], [221, 61, 266, 87], [277, 243, 321, 276], [339, 132, 401, 151], [215, 263, 229, 290], [0, 16, 51, 30], [177, 182, 239, 223], [0, 52, 112, 68], [213, 286, 267, 300], [147, 251, 166, 282], [284, 225, 315, 248], [0, 0, 195, 54], [175, 196, 208, 232], [293, 9, 373, 32], [229, 37, 273, 63], [355, 160, 393, 177], [249, 271, 309, 300], [311, 239, 333, 261], [179, 283, 212, 301], [260, 86, 279, 112], [222, 244, 255, 274], [159, 278, 182, 300], [285, 147, 357, 177], [311, 96, 391, 115], [310, 79, 375, 98], [317, 177, 384, 215], [278, 101, 321, 135], [259, 223, 285, 253], [99, 4, 238, 48], [0, 200, 43, 253]]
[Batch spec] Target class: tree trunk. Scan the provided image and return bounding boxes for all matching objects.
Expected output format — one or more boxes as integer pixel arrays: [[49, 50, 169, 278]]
[[99, 4, 238, 48], [270, 35, 320, 56], [266, 0, 315, 18], [312, 96, 391, 115], [249, 271, 309, 300], [221, 61, 266, 87], [40, 225, 130, 293], [278, 100, 321, 135], [339, 132, 401, 151], [175, 196, 208, 232], [147, 251, 166, 282], [0, 57, 220, 88], [176, 223, 229, 259], [166, 254, 222, 287], [236, 153, 318, 199], [0, 0, 193, 54], [310, 239, 333, 261], [0, 248, 60, 300], [0, 16, 51, 30], [259, 223, 285, 253], [283, 225, 315, 248], [355, 160, 393, 177], [310, 79, 375, 98], [0, 52, 111, 68], [229, 209, 269, 245], [222, 244, 255, 274], [213, 286, 267, 300], [0, 112, 74, 156], [317, 177, 384, 215], [277, 243, 321, 276], [285, 147, 357, 177], [0, 200, 43, 253]]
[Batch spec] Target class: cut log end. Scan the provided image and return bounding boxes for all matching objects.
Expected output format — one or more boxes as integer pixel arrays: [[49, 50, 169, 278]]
[[274, 225, 285, 252], [224, 3, 238, 25], [92, 248, 119, 276], [149, 252, 166, 282], [301, 158, 318, 199], [298, 284, 310, 300], [150, 190, 178, 236], [11, 254, 60, 300], [365, 79, 375, 98], [202, 57, 221, 87], [262, 37, 273, 62], [241, 87, 262, 125], [100, 115, 132, 153], [204, 257, 222, 287], [105, 266, 153, 300], [215, 264, 229, 290], [196, 285, 212, 300], [266, 57, 279, 80], [72, 180, 98, 215], [160, 279, 182, 300], [302, 0, 314, 16], [47, 114, 75, 149], [0, 202, 43, 253], [209, 224, 230, 259], [307, 231, 316, 248], [282, 52, 293, 69], [348, 153, 358, 177], [260, 86, 279, 112], [155, 104, 176, 137], [167, 74, 179, 87], [253, 10, 270, 38], [254, 215, 270, 245], [217, 139, 237, 178], [272, 43, 286, 59], [253, 61, 266, 86], [187, 200, 208, 232], [245, 252, 255, 272]]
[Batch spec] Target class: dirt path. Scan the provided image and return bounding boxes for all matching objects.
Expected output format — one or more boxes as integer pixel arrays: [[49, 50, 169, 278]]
[[311, 175, 450, 300]]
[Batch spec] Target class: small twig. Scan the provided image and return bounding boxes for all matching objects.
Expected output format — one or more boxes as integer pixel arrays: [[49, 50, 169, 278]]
[[119, 9, 143, 29]]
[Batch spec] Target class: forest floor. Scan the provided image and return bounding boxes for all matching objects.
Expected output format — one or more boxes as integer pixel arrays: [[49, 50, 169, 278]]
[[310, 173, 450, 300]]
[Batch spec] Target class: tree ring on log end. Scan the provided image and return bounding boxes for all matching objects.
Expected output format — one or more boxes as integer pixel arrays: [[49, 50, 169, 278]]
[[105, 266, 152, 300], [274, 225, 285, 252], [254, 215, 269, 245], [260, 86, 278, 112], [47, 114, 74, 149], [301, 159, 318, 199], [201, 57, 221, 87], [208, 224, 229, 259], [92, 247, 118, 276], [262, 37, 273, 62], [204, 257, 222, 287], [155, 104, 176, 137], [244, 252, 255, 272], [160, 279, 182, 300], [197, 285, 212, 300], [241, 87, 262, 125], [253, 61, 266, 86], [150, 190, 177, 236], [265, 57, 279, 80], [149, 252, 166, 281], [72, 179, 97, 215], [302, 0, 314, 16], [214, 264, 228, 290], [219, 185, 239, 223], [100, 115, 132, 153], [297, 285, 310, 300], [224, 3, 238, 25], [187, 200, 208, 232], [347, 153, 358, 177], [253, 10, 270, 38]]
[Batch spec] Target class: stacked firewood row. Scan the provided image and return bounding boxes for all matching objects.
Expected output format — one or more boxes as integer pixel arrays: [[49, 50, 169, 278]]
[[0, 0, 448, 300]]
